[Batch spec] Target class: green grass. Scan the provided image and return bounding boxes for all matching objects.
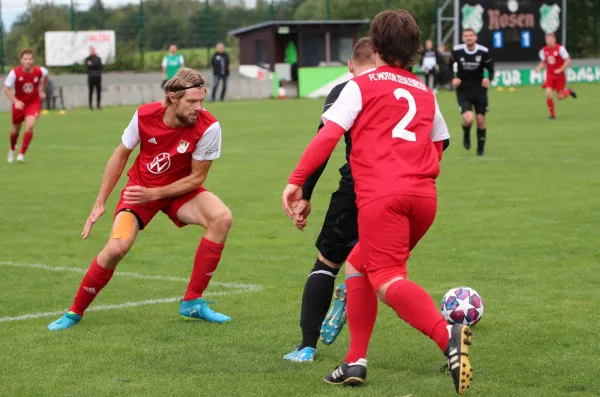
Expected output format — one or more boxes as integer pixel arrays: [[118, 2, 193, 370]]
[[1, 85, 600, 397]]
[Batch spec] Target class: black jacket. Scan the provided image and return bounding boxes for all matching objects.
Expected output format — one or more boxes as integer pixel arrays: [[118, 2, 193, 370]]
[[85, 55, 103, 78], [211, 52, 230, 76]]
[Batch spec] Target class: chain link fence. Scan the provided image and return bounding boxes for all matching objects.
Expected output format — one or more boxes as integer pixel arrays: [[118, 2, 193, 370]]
[[0, 0, 598, 74]]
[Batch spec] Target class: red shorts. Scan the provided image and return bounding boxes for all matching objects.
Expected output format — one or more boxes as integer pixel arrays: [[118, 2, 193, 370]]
[[12, 101, 41, 125], [349, 194, 437, 292], [114, 181, 207, 229], [542, 74, 566, 91]]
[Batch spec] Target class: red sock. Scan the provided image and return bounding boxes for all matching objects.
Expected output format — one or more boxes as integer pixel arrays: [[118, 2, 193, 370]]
[[345, 275, 378, 363], [183, 237, 225, 301], [9, 133, 18, 151], [547, 98, 555, 117], [19, 131, 33, 155], [385, 279, 449, 352], [561, 89, 572, 99], [68, 257, 115, 316]]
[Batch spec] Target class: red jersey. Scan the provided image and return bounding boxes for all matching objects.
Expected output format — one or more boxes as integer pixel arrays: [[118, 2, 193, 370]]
[[4, 66, 48, 103], [539, 44, 569, 77], [321, 65, 450, 208], [121, 101, 222, 188]]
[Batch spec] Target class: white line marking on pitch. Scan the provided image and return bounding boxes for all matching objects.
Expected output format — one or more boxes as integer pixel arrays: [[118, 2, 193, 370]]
[[0, 261, 262, 323], [0, 261, 261, 291]]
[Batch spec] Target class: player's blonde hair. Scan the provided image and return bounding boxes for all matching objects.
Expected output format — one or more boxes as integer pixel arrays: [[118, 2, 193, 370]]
[[163, 68, 206, 105]]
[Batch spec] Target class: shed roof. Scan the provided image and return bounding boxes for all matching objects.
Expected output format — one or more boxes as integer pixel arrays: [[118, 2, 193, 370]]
[[228, 19, 370, 37]]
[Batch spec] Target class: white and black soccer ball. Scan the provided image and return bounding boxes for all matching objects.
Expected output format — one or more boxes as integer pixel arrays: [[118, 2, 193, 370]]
[[440, 286, 484, 327]]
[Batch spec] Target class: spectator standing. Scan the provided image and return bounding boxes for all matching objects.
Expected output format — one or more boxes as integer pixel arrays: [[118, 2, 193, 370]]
[[85, 46, 103, 110], [162, 44, 185, 88], [210, 43, 230, 102]]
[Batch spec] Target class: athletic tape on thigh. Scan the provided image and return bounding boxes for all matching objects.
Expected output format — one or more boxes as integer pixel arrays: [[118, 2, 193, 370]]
[[112, 211, 136, 239]]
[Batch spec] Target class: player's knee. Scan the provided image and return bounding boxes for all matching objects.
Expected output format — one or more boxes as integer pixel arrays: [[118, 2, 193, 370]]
[[317, 252, 343, 269], [209, 207, 233, 235], [103, 240, 132, 262], [476, 116, 486, 129], [462, 113, 474, 126]]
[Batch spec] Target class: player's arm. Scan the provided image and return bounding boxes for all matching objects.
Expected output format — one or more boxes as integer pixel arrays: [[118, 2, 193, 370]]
[[451, 50, 462, 88], [535, 49, 546, 73], [161, 57, 167, 79], [180, 55, 185, 68], [283, 81, 361, 217], [40, 67, 49, 99], [301, 84, 345, 200], [482, 50, 494, 87], [431, 99, 451, 160], [555, 46, 571, 74], [82, 112, 138, 238], [2, 70, 21, 106]]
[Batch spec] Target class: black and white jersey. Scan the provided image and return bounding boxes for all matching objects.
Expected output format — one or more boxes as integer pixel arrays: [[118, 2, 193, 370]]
[[452, 44, 495, 91], [301, 81, 354, 200]]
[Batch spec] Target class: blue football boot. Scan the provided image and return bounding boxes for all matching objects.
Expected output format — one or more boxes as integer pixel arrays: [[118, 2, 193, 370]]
[[320, 283, 347, 345], [48, 311, 82, 331], [179, 298, 231, 323], [283, 345, 317, 362]]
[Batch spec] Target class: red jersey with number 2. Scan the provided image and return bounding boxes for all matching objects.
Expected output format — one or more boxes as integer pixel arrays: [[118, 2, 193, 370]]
[[321, 65, 450, 208]]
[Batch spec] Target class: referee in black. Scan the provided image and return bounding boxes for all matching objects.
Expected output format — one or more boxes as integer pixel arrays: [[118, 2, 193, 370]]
[[85, 47, 103, 111], [451, 28, 494, 156]]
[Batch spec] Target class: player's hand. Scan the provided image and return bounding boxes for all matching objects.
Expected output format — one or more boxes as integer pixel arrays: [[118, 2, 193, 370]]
[[39, 92, 47, 101], [535, 66, 543, 73], [282, 183, 303, 219], [293, 199, 312, 231], [14, 100, 25, 110], [123, 185, 160, 204], [82, 203, 105, 239], [452, 78, 462, 88], [481, 78, 490, 88], [554, 69, 563, 75]]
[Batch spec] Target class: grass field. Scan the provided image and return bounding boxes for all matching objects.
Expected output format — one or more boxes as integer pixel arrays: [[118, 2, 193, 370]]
[[1, 85, 600, 397]]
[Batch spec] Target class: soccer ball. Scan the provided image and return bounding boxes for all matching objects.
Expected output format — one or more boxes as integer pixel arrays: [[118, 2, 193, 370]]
[[440, 286, 484, 327]]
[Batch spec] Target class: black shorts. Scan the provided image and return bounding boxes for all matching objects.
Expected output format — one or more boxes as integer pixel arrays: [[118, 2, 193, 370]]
[[315, 183, 358, 265], [457, 89, 488, 115]]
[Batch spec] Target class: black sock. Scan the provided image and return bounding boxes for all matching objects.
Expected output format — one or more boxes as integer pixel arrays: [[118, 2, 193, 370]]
[[477, 128, 486, 150], [299, 259, 339, 349], [463, 125, 471, 142]]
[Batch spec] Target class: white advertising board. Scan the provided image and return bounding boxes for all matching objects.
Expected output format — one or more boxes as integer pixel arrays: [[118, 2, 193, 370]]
[[44, 30, 116, 66]]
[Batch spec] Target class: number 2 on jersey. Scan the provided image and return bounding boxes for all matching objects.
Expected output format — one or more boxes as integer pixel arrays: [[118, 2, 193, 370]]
[[392, 88, 416, 141]]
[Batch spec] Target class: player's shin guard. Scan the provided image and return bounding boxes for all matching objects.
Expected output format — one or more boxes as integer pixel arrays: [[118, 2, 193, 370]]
[[547, 98, 556, 118], [384, 279, 450, 352], [344, 274, 378, 363], [9, 132, 18, 151], [300, 259, 339, 348], [69, 257, 115, 316], [183, 237, 225, 301], [19, 131, 33, 155]]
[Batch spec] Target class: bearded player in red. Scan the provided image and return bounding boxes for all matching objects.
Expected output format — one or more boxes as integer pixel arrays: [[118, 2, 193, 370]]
[[535, 33, 577, 119], [48, 68, 233, 330], [283, 10, 475, 395], [3, 48, 49, 163]]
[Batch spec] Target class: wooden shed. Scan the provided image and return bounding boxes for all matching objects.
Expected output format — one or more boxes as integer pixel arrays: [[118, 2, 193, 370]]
[[228, 20, 370, 82]]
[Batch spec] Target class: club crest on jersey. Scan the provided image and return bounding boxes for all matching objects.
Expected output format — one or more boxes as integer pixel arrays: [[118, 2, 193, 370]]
[[34, 77, 39, 83], [540, 4, 561, 34], [177, 140, 190, 153], [461, 4, 484, 33], [475, 55, 482, 63]]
